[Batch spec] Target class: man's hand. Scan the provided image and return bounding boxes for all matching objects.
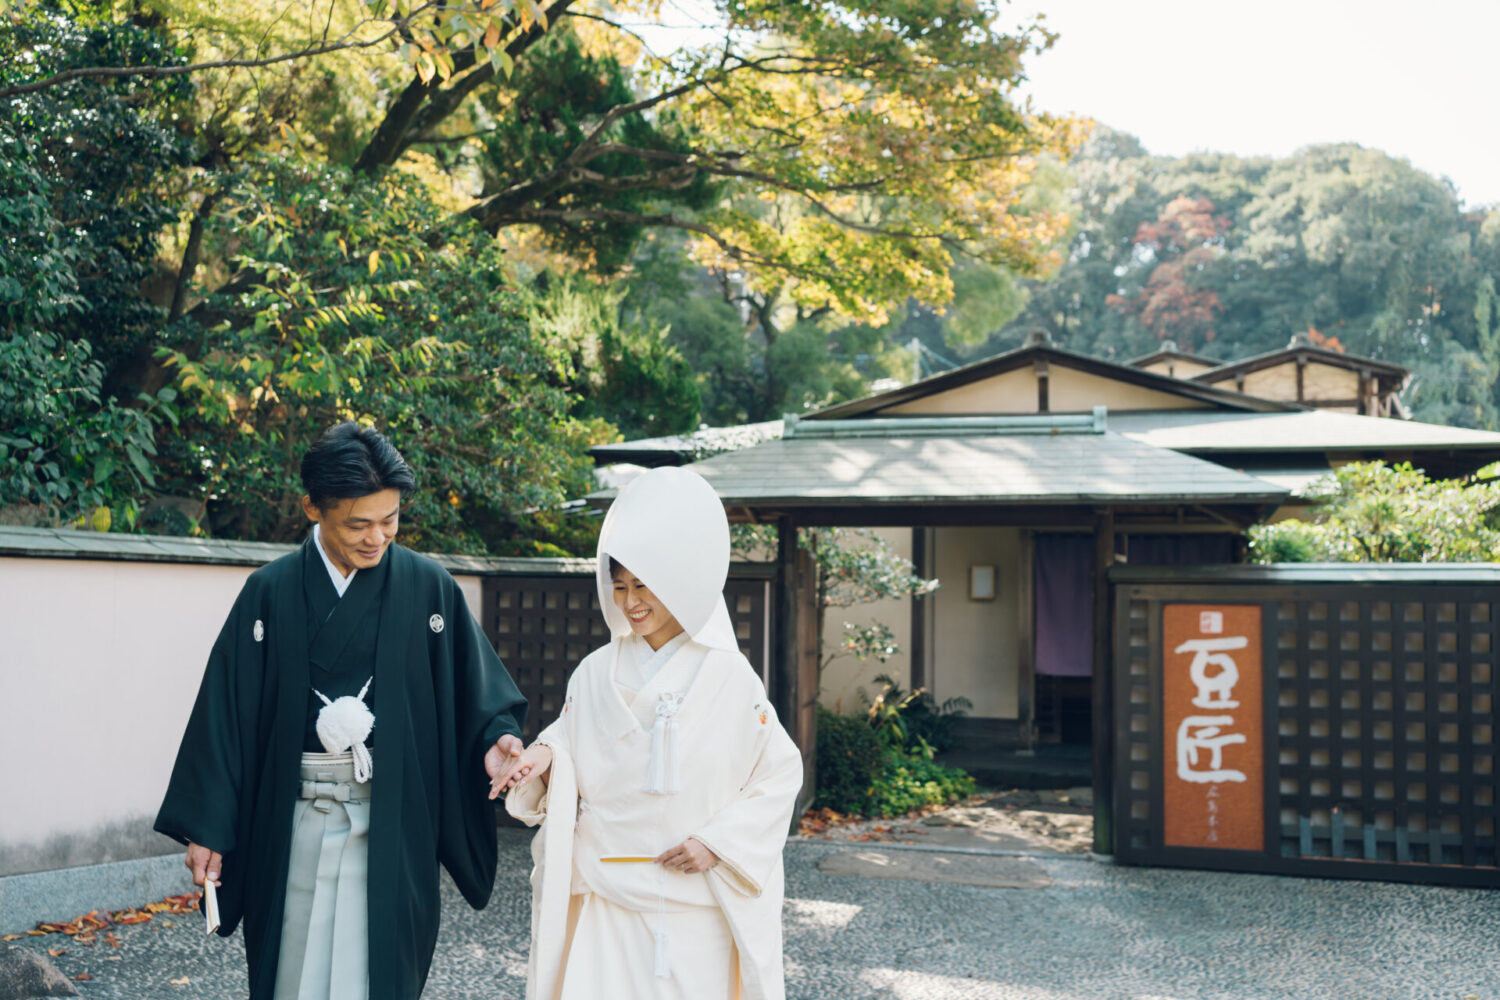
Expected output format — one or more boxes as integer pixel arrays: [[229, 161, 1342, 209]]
[[655, 837, 719, 874], [490, 742, 552, 800], [484, 734, 525, 798], [185, 842, 223, 888]]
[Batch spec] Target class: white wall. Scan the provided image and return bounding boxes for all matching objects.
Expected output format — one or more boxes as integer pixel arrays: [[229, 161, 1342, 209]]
[[930, 527, 1023, 719], [0, 556, 486, 876], [816, 528, 914, 714]]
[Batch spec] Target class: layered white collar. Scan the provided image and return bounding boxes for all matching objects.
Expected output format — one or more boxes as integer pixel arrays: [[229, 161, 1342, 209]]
[[312, 523, 356, 598]]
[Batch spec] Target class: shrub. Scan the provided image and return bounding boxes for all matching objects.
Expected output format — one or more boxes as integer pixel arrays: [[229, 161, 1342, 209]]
[[865, 750, 977, 818], [814, 705, 978, 818], [863, 673, 972, 754], [813, 707, 883, 814]]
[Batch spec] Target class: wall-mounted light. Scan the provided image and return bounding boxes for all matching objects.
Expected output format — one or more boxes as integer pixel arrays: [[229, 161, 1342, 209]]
[[969, 564, 996, 601]]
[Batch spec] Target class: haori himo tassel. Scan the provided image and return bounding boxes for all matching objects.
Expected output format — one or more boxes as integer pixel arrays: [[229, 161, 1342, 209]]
[[653, 926, 672, 979], [643, 691, 684, 794], [313, 677, 375, 782]]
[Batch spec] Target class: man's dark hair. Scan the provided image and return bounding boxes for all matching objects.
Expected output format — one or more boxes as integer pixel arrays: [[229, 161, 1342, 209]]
[[300, 422, 417, 509]]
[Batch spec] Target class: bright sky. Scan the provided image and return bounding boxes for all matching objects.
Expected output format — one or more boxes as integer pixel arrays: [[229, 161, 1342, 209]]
[[639, 0, 1500, 209], [1008, 0, 1499, 208]]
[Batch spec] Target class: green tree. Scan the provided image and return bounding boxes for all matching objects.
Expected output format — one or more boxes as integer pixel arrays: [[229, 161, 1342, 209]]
[[0, 10, 191, 525], [522, 274, 701, 439], [15, 0, 1081, 409], [156, 155, 601, 553], [1248, 462, 1500, 564]]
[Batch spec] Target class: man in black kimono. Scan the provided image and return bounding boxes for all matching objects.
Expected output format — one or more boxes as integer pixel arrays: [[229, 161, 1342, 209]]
[[156, 423, 528, 1000]]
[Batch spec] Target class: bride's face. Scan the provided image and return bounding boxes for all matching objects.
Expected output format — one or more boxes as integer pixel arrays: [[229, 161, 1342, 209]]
[[611, 566, 684, 649]]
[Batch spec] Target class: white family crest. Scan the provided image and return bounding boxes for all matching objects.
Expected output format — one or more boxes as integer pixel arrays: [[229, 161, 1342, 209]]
[[429, 613, 445, 634], [253, 619, 265, 643]]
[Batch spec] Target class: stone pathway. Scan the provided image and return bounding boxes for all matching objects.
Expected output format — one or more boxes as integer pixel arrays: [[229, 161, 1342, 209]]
[[799, 787, 1095, 854], [8, 826, 1500, 1000]]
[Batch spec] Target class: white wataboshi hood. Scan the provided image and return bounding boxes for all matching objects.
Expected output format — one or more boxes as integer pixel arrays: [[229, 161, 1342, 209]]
[[594, 466, 739, 653]]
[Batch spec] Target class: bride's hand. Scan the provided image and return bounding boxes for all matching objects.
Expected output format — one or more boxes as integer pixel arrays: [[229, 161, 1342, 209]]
[[655, 837, 719, 874], [490, 743, 553, 799]]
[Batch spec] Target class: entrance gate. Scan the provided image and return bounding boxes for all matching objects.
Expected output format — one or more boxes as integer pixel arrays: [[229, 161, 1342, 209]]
[[1112, 564, 1500, 887]]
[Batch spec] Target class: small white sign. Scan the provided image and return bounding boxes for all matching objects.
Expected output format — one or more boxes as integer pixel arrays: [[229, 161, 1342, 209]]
[[1199, 610, 1223, 634]]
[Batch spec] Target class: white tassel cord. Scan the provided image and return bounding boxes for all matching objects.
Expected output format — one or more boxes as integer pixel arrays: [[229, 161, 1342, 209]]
[[312, 677, 375, 782], [643, 692, 684, 795], [653, 928, 672, 979], [653, 865, 671, 979]]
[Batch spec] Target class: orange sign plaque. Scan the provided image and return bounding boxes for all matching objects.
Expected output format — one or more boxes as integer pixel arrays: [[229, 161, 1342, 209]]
[[1162, 604, 1264, 851]]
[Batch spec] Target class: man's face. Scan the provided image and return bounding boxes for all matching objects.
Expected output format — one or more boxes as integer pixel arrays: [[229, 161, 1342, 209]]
[[301, 488, 402, 576]]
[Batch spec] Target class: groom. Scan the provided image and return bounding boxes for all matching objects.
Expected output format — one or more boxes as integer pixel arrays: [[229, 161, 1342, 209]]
[[156, 422, 528, 1000]]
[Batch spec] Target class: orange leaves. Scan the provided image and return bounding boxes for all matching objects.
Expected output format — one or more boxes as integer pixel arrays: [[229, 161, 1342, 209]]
[[36, 911, 112, 938], [25, 893, 203, 945]]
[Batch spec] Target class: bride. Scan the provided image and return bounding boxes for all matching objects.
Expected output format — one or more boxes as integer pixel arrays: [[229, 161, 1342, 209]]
[[492, 466, 803, 999]]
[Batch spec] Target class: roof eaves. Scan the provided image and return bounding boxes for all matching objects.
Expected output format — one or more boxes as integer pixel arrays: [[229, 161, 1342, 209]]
[[808, 343, 1301, 419], [1193, 345, 1410, 383]]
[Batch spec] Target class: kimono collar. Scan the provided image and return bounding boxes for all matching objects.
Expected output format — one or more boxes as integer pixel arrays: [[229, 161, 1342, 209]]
[[311, 523, 357, 598], [594, 467, 739, 654]]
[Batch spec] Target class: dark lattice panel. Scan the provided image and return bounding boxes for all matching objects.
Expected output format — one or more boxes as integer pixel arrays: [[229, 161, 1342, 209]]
[[1114, 582, 1500, 885], [485, 575, 608, 743], [1119, 594, 1155, 854], [1273, 594, 1497, 867], [724, 577, 773, 683], [484, 573, 775, 743]]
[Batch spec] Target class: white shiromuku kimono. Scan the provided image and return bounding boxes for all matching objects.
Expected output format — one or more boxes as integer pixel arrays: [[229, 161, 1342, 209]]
[[507, 467, 803, 1000]]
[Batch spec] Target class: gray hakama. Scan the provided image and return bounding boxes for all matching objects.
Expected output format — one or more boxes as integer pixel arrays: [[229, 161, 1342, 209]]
[[273, 751, 372, 1000]]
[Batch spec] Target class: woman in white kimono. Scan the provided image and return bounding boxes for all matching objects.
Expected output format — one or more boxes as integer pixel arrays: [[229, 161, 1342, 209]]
[[493, 466, 803, 1000]]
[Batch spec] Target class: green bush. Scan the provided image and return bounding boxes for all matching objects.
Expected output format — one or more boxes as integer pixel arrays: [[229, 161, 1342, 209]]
[[865, 750, 977, 817], [813, 707, 883, 814], [814, 706, 978, 818]]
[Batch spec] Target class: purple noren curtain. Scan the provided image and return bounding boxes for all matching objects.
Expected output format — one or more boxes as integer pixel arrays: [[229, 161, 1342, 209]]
[[1034, 533, 1094, 678]]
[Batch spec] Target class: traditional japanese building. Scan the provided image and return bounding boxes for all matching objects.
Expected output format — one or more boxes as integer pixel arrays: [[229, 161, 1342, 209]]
[[590, 337, 1500, 854]]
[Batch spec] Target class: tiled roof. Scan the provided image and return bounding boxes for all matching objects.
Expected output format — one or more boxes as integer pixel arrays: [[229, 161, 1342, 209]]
[[634, 431, 1289, 507], [1109, 410, 1500, 453], [589, 420, 784, 465]]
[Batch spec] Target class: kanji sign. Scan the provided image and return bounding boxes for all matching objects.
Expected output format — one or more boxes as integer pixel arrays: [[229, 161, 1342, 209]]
[[1162, 604, 1264, 850]]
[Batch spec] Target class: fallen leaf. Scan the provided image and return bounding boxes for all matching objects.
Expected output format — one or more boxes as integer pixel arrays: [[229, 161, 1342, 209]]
[[0, 934, 22, 942], [73, 973, 92, 981], [171, 976, 191, 986], [47, 948, 67, 957]]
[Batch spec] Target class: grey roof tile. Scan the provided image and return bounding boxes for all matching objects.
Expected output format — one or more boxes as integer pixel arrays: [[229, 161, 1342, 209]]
[[1111, 409, 1500, 452], [669, 432, 1286, 506]]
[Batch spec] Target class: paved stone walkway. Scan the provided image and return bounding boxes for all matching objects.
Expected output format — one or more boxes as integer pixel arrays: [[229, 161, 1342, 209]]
[[10, 829, 1500, 999]]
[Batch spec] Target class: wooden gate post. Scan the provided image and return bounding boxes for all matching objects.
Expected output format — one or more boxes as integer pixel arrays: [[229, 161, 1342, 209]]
[[1091, 508, 1116, 855], [774, 516, 818, 819]]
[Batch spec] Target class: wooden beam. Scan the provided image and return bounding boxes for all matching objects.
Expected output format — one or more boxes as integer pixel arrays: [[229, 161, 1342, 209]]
[[1091, 508, 1116, 856], [736, 504, 1272, 529], [775, 516, 819, 821], [910, 527, 930, 690], [1017, 529, 1036, 750], [1035, 358, 1050, 412]]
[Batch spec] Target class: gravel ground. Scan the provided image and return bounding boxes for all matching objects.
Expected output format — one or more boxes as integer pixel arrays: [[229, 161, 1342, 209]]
[[12, 827, 1500, 1000], [800, 788, 1095, 854]]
